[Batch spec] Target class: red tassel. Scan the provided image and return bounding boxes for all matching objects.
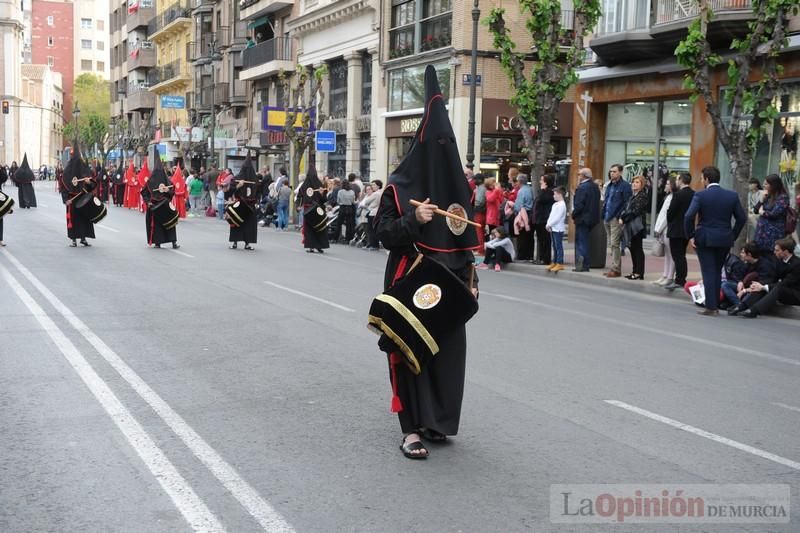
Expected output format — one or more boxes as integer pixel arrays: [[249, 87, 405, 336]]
[[389, 353, 404, 413]]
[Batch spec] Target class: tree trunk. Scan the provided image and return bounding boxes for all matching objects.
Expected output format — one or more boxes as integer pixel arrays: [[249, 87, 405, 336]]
[[731, 155, 752, 251]]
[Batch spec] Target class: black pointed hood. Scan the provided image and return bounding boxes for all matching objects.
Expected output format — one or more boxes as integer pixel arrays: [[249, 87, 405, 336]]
[[382, 65, 478, 253], [14, 154, 35, 184], [113, 161, 125, 184], [236, 151, 260, 201], [146, 145, 170, 192], [62, 144, 93, 193]]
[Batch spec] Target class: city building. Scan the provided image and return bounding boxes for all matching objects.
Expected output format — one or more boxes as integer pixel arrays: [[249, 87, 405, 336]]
[[29, 0, 74, 117], [19, 64, 64, 167], [0, 0, 24, 164], [577, 2, 800, 208], [75, 0, 110, 80]]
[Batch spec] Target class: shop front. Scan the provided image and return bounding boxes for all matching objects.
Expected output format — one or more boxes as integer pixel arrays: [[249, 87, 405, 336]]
[[386, 114, 422, 174], [479, 99, 573, 185]]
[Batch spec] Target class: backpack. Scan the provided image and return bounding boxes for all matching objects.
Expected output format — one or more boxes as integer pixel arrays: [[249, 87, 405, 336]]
[[786, 205, 797, 235]]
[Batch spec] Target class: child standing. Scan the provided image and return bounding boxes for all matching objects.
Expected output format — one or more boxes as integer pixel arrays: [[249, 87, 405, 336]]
[[216, 188, 226, 220], [478, 227, 515, 271], [546, 186, 567, 272]]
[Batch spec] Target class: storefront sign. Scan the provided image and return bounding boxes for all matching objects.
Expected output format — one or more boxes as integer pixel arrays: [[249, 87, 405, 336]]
[[496, 115, 560, 134], [576, 91, 593, 167], [262, 106, 315, 132], [401, 117, 422, 134], [260, 131, 289, 146]]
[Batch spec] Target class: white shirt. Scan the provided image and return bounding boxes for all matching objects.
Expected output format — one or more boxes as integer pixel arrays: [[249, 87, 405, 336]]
[[546, 200, 567, 232]]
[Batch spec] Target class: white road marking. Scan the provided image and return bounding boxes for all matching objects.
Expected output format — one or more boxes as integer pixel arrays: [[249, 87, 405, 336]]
[[3, 250, 296, 533], [170, 249, 195, 258], [481, 291, 800, 368], [772, 402, 800, 414], [97, 224, 120, 233], [0, 261, 224, 532], [38, 203, 49, 208], [264, 281, 356, 312], [605, 400, 800, 471]]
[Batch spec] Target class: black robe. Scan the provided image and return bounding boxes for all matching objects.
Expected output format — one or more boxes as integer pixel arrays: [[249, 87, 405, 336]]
[[227, 185, 259, 244], [142, 187, 177, 245], [297, 189, 330, 250], [376, 192, 476, 435], [62, 181, 97, 241]]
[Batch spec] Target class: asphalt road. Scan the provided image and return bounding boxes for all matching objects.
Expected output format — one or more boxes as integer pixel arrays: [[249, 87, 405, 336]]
[[1, 183, 799, 532]]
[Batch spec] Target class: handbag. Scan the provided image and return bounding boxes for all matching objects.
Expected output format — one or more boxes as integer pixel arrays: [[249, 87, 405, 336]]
[[651, 238, 665, 257]]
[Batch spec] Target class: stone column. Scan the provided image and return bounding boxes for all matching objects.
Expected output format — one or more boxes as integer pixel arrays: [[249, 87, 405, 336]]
[[315, 61, 330, 174], [368, 47, 379, 182], [344, 52, 363, 177]]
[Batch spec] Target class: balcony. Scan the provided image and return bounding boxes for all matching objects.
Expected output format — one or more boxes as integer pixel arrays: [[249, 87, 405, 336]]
[[148, 59, 192, 93], [128, 45, 156, 70], [127, 3, 155, 31], [652, 0, 753, 46], [127, 87, 156, 111], [148, 1, 191, 42], [590, 0, 670, 65], [240, 37, 295, 81], [193, 85, 214, 113], [189, 29, 232, 62], [388, 12, 452, 60], [231, 20, 249, 49], [230, 80, 249, 107], [240, 0, 295, 21], [192, 0, 215, 14]]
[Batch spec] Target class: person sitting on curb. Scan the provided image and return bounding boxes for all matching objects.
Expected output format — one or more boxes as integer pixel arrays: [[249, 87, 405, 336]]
[[725, 242, 777, 315], [479, 227, 515, 271], [738, 237, 800, 318]]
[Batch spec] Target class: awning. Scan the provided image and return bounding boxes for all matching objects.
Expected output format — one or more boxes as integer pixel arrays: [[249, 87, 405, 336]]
[[247, 16, 270, 29]]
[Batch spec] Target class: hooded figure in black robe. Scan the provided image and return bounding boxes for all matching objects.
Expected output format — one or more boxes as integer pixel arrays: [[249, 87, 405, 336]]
[[112, 161, 126, 206], [61, 144, 97, 246], [94, 161, 110, 203], [374, 65, 479, 458], [12, 155, 37, 208], [0, 165, 8, 190], [228, 152, 260, 249], [296, 165, 330, 252], [142, 147, 179, 248]]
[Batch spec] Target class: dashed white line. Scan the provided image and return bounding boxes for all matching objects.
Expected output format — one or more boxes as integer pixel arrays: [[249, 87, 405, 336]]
[[97, 224, 120, 233], [605, 400, 800, 471], [0, 261, 225, 532], [3, 250, 296, 533], [170, 249, 195, 258], [264, 281, 356, 312], [772, 402, 800, 414]]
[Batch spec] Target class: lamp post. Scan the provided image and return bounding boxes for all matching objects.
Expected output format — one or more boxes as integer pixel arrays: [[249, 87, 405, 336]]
[[465, 0, 480, 170], [72, 101, 81, 155], [202, 40, 222, 168]]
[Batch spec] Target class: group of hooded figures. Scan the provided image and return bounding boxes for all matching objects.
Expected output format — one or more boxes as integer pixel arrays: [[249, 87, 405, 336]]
[[2, 66, 481, 460], [0, 141, 261, 251]]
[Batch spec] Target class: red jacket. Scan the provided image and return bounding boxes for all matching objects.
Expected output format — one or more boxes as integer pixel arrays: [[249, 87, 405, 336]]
[[485, 187, 503, 227]]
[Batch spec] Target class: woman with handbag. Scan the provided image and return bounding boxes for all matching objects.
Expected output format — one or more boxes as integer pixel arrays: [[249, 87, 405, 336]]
[[652, 176, 676, 286], [619, 175, 649, 280], [753, 174, 790, 255]]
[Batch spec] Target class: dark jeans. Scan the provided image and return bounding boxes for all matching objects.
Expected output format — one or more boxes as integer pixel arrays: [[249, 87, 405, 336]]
[[534, 223, 551, 264], [696, 246, 729, 311], [574, 223, 591, 269], [366, 214, 379, 249], [484, 246, 512, 267], [516, 225, 534, 261], [628, 232, 645, 276], [551, 231, 564, 264], [669, 237, 689, 285], [336, 205, 356, 242]]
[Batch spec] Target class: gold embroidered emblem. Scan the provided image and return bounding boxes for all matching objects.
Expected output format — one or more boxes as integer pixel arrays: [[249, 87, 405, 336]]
[[445, 203, 467, 235], [413, 284, 442, 310]]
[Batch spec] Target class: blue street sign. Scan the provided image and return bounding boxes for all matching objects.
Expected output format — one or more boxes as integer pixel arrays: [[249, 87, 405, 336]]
[[315, 130, 336, 153], [160, 95, 185, 109]]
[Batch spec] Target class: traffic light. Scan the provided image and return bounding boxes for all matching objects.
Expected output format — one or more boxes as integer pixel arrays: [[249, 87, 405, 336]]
[[1, 100, 8, 114]]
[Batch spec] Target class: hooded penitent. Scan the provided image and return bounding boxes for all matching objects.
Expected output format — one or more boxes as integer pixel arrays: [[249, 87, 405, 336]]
[[14, 155, 35, 184], [381, 65, 478, 253], [145, 145, 170, 200], [61, 145, 93, 195], [235, 152, 259, 203]]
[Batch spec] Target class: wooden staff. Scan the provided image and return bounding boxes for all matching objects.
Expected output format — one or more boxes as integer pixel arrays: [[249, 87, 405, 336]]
[[409, 199, 481, 228]]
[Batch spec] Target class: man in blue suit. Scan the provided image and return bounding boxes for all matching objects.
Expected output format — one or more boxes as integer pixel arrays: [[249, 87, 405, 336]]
[[684, 166, 747, 316], [571, 167, 601, 272]]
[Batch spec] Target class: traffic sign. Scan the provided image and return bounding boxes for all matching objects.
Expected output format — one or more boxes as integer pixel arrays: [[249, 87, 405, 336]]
[[315, 130, 336, 152]]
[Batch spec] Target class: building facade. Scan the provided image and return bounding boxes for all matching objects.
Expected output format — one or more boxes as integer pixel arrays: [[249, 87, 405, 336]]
[[30, 0, 74, 117], [19, 64, 64, 167], [74, 0, 110, 80], [0, 0, 24, 164]]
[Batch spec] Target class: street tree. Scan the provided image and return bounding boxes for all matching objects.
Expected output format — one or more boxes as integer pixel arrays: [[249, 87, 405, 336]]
[[278, 64, 329, 200], [486, 0, 601, 181], [675, 0, 799, 207], [63, 112, 111, 165]]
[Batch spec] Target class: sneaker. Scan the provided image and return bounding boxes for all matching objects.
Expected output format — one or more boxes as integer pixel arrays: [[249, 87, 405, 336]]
[[551, 264, 564, 272], [494, 264, 501, 272], [651, 276, 666, 286], [658, 278, 674, 287], [475, 263, 489, 270]]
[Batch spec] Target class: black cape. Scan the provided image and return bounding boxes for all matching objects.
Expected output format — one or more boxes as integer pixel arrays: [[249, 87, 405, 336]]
[[229, 153, 259, 244], [13, 155, 37, 208], [297, 166, 329, 250], [112, 162, 126, 206], [374, 65, 478, 436], [143, 148, 177, 246], [61, 146, 97, 240]]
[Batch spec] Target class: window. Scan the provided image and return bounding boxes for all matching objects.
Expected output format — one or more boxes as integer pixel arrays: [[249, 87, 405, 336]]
[[389, 0, 452, 59], [97, 61, 105, 71], [47, 36, 54, 47], [97, 41, 104, 51], [81, 59, 92, 70], [81, 39, 92, 49], [388, 63, 450, 111], [328, 135, 347, 178], [47, 15, 54, 26], [81, 18, 92, 29], [47, 56, 54, 67], [97, 20, 104, 31], [328, 58, 347, 119], [361, 54, 372, 115], [360, 133, 371, 179]]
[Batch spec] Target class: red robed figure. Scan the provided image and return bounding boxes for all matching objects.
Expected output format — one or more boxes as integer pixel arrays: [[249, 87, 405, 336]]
[[137, 159, 151, 213], [171, 164, 187, 218], [123, 161, 137, 209]]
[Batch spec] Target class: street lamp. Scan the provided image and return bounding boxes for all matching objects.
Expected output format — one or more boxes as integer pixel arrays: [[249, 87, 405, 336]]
[[72, 101, 81, 155], [200, 41, 222, 168], [465, 0, 480, 170]]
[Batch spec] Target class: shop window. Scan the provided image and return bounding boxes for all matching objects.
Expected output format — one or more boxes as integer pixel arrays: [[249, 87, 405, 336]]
[[388, 137, 414, 172], [329, 58, 348, 119], [717, 80, 800, 192], [388, 63, 449, 112]]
